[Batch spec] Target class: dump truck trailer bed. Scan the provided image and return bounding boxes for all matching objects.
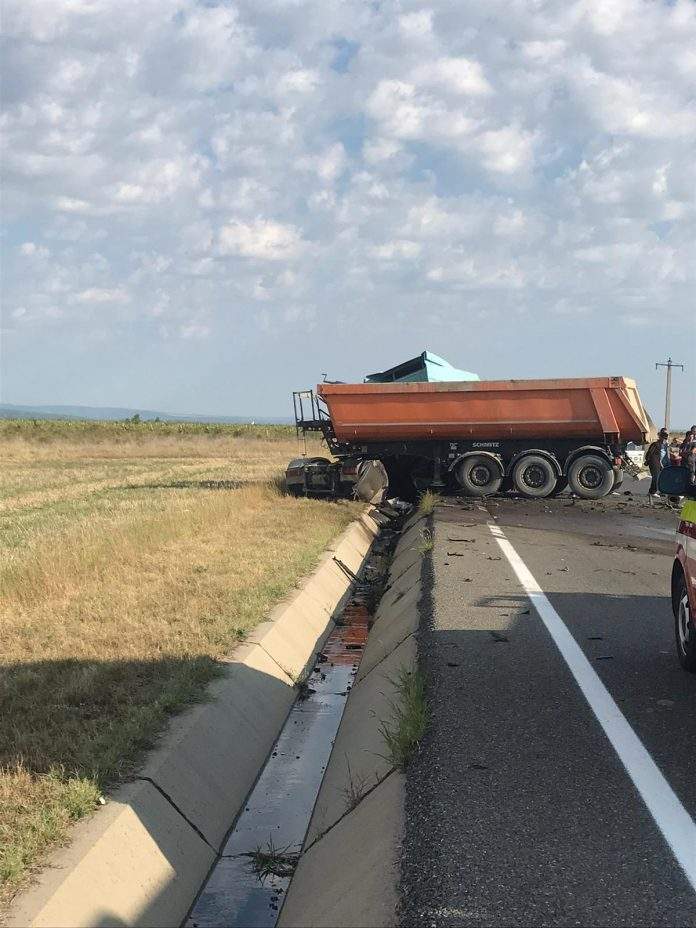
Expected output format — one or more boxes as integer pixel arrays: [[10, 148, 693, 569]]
[[318, 377, 650, 444]]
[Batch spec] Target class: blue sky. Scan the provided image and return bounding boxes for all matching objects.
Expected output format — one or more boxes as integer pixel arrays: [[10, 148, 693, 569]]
[[1, 0, 695, 425]]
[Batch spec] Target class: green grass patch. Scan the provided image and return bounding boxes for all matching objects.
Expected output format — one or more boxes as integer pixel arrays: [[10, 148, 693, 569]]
[[1, 767, 101, 887], [380, 668, 428, 770], [0, 418, 295, 444]]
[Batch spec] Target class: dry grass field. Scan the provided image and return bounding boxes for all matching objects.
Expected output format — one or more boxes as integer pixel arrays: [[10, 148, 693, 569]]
[[0, 419, 360, 905]]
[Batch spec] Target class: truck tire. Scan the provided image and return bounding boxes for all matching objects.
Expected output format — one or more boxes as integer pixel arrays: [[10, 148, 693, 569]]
[[455, 455, 503, 497], [612, 468, 624, 491], [511, 454, 557, 498], [674, 570, 696, 672], [567, 454, 614, 499]]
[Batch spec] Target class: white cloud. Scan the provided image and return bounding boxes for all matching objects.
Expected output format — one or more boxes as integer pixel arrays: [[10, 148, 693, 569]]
[[316, 143, 347, 184], [19, 241, 50, 257], [363, 138, 402, 164], [477, 126, 536, 175], [427, 258, 526, 289], [74, 288, 129, 304], [179, 323, 210, 339], [414, 57, 492, 97], [398, 10, 434, 41], [366, 80, 428, 140], [572, 62, 696, 139], [300, 142, 347, 185], [277, 68, 320, 95], [218, 220, 306, 261], [494, 210, 527, 236], [521, 40, 567, 64], [1, 0, 694, 374], [54, 197, 93, 214], [370, 240, 421, 260]]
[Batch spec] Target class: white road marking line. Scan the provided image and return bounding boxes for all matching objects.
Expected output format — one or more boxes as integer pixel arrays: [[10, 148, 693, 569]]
[[489, 522, 696, 893]]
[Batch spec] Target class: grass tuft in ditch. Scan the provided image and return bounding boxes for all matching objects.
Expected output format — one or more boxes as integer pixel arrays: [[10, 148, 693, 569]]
[[342, 758, 369, 812], [417, 490, 440, 515], [380, 668, 428, 770], [248, 839, 300, 880], [417, 527, 434, 554]]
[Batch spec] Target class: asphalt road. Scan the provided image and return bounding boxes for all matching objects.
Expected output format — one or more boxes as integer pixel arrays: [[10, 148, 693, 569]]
[[400, 493, 696, 927]]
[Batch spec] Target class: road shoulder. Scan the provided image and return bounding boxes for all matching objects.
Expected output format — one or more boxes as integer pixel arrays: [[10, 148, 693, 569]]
[[399, 500, 696, 927]]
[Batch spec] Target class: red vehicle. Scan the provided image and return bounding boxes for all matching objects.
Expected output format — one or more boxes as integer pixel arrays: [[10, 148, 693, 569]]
[[659, 466, 696, 672]]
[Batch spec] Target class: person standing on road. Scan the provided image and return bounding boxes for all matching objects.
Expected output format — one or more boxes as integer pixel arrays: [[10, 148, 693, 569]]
[[681, 428, 696, 487], [645, 428, 670, 496], [679, 426, 695, 462]]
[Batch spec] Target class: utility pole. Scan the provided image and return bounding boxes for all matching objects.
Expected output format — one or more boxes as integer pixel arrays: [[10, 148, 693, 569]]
[[655, 358, 685, 431]]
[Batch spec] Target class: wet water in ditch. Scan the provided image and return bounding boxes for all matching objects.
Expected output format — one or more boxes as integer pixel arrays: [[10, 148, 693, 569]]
[[185, 600, 374, 928]]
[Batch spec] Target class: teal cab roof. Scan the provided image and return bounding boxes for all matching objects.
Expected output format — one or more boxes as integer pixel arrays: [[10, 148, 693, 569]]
[[365, 351, 480, 383]]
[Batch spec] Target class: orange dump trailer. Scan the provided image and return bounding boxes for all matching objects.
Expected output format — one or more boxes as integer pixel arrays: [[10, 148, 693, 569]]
[[318, 377, 651, 444], [290, 376, 653, 500]]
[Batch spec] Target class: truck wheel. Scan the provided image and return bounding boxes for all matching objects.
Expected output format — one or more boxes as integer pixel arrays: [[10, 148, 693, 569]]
[[511, 455, 557, 498], [455, 455, 503, 497], [612, 468, 624, 491], [567, 454, 614, 499], [674, 571, 696, 673]]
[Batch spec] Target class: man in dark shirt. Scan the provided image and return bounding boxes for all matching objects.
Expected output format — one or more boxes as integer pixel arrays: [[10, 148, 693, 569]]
[[645, 429, 670, 496], [680, 427, 696, 487], [679, 426, 695, 460]]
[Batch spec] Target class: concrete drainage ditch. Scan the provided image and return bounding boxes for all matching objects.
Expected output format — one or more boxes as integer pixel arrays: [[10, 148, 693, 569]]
[[186, 511, 407, 928], [278, 509, 427, 928]]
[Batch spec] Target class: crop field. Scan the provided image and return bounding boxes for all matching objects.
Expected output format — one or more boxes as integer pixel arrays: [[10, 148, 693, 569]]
[[0, 419, 360, 905]]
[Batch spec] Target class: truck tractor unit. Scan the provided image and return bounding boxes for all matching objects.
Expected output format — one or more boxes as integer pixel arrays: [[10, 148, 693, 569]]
[[286, 373, 653, 501]]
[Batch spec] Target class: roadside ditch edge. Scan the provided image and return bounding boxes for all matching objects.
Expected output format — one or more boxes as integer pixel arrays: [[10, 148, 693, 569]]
[[278, 510, 430, 928]]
